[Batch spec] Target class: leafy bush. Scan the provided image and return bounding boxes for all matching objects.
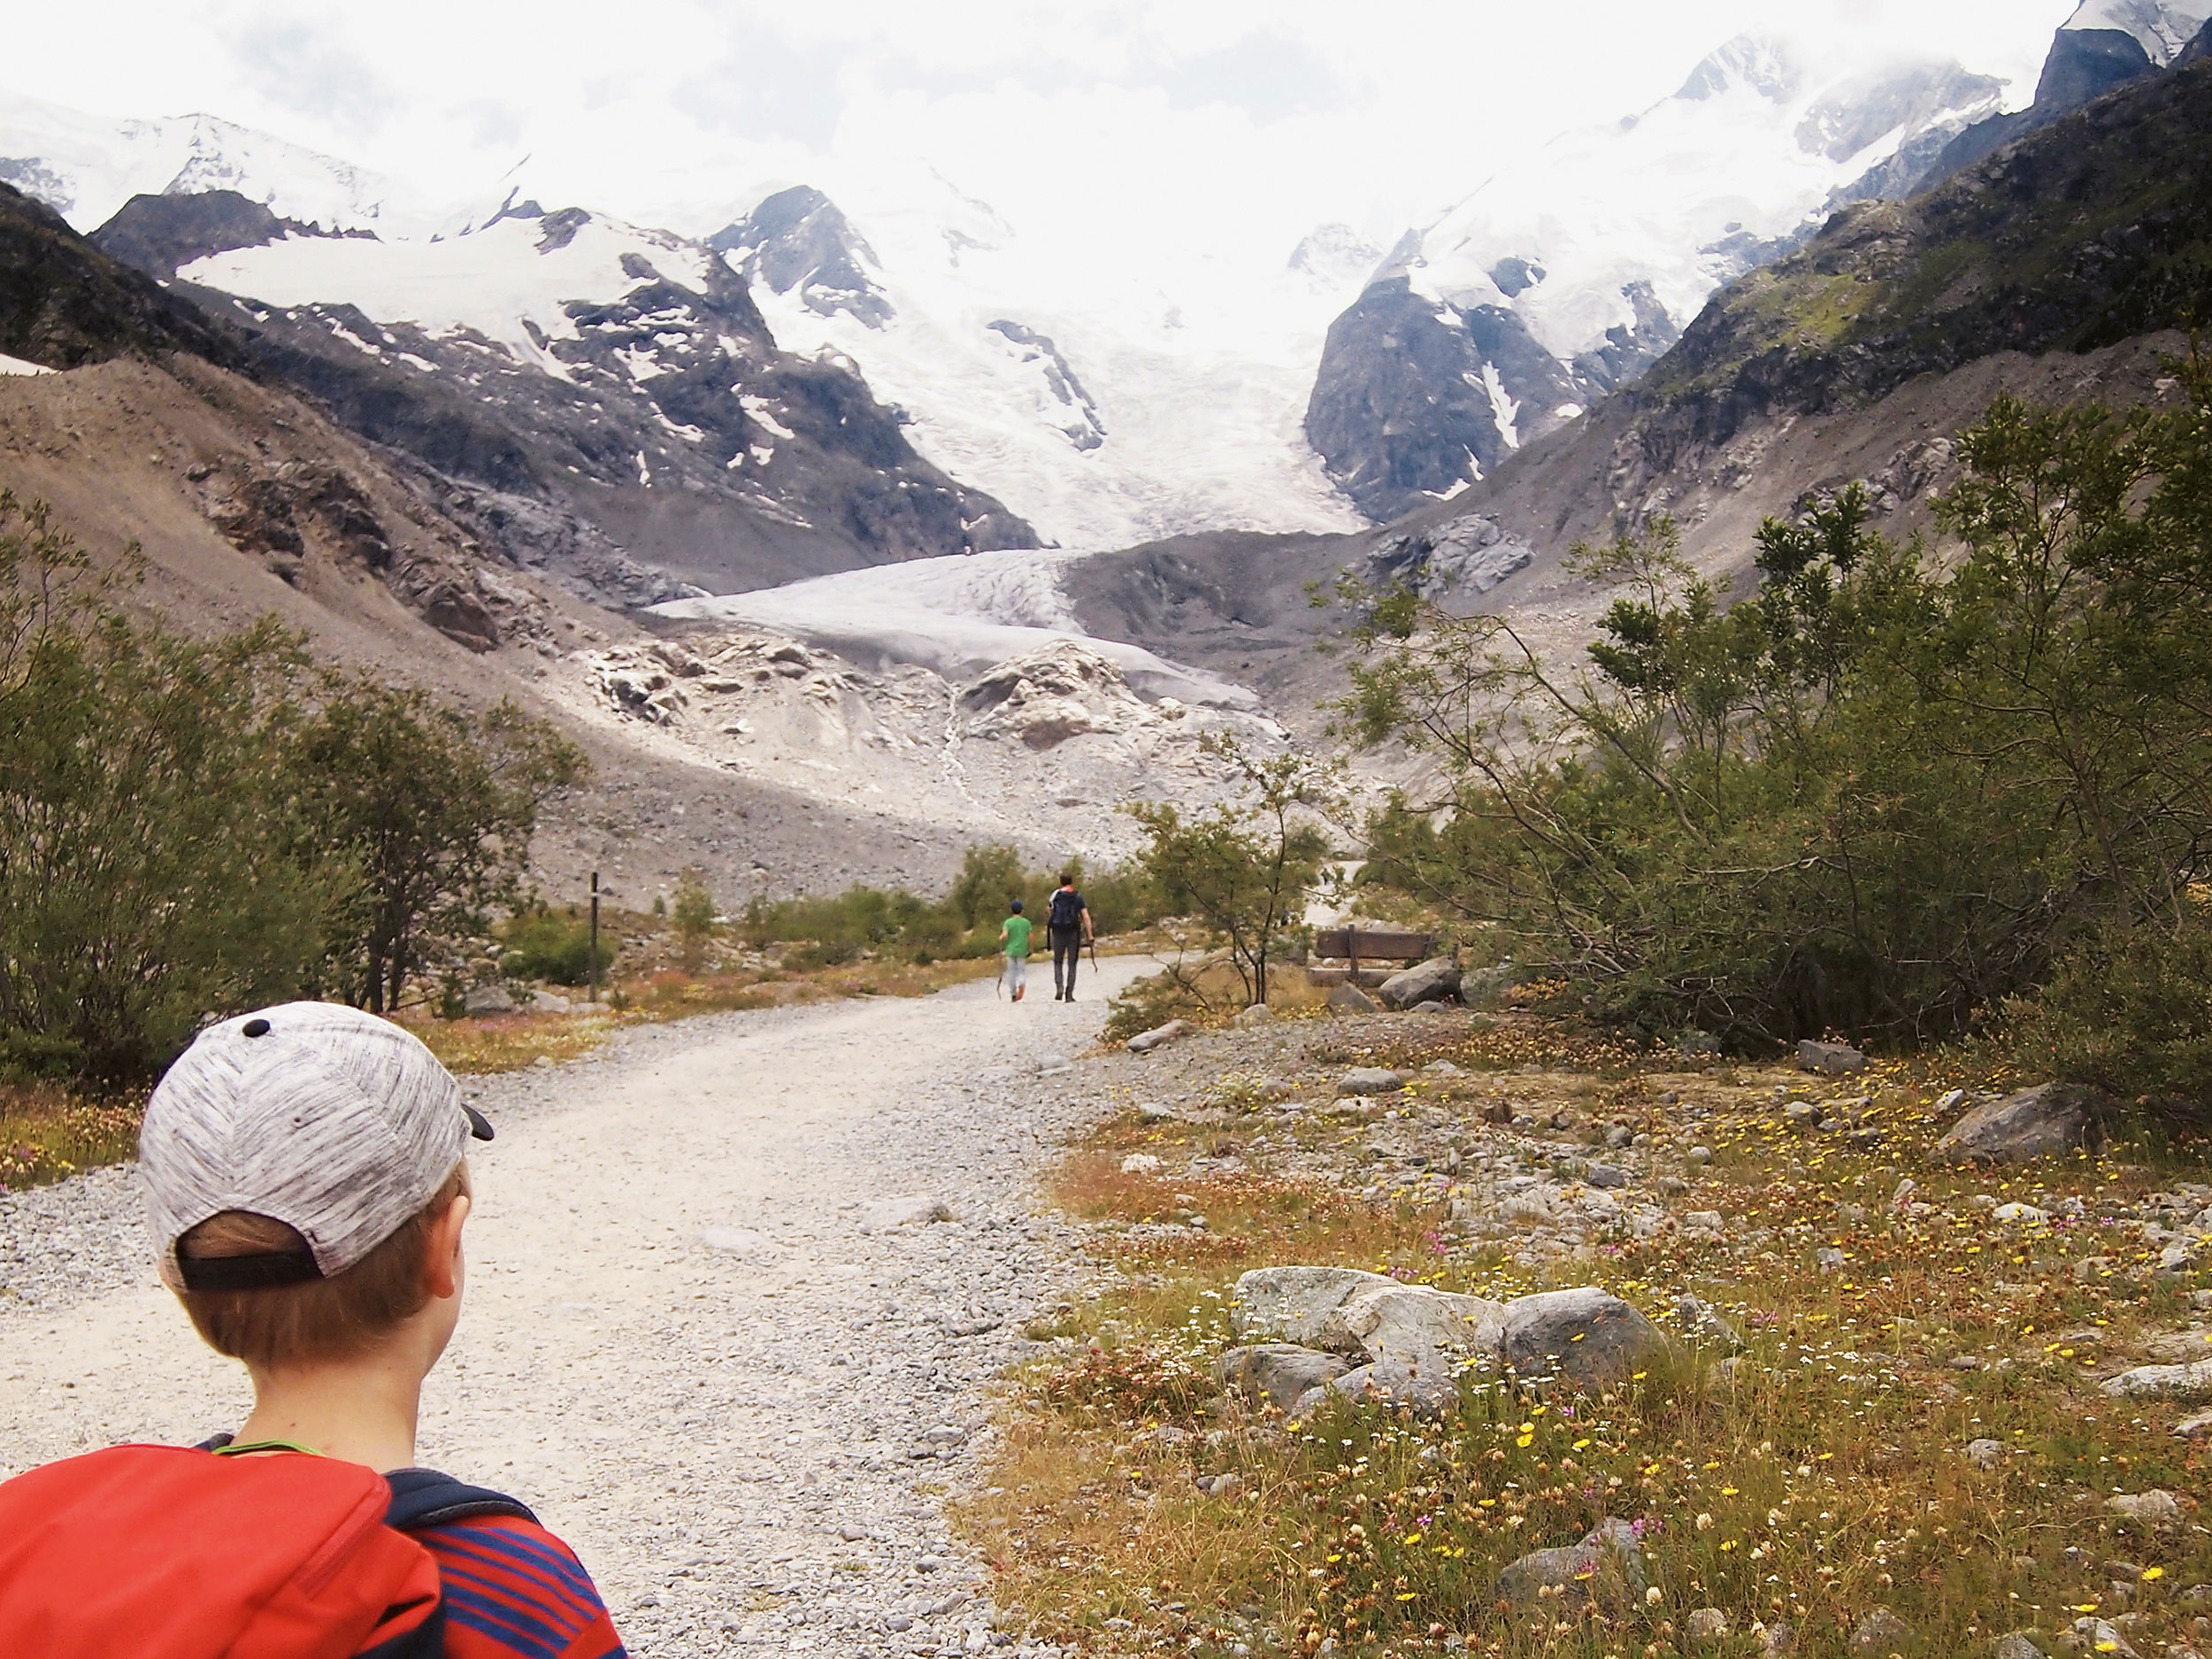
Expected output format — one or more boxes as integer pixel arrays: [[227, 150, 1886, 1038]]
[[2008, 904, 2212, 1111], [1344, 360, 2212, 1100], [498, 906, 613, 987], [0, 492, 590, 1086]]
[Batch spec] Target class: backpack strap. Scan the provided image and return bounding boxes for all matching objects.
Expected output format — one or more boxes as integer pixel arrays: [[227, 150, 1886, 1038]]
[[383, 1468, 540, 1531]]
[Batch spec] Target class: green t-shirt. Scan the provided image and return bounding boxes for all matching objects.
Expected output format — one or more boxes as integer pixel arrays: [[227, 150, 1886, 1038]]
[[1002, 915, 1033, 956]]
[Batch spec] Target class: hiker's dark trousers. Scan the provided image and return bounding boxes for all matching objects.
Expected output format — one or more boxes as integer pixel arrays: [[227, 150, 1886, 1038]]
[[1051, 926, 1083, 995]]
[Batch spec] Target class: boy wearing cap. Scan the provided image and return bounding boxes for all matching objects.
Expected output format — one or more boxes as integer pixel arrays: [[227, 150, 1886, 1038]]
[[0, 1001, 627, 1658]]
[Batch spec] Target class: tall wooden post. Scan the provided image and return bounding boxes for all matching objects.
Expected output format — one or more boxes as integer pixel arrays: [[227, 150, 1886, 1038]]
[[589, 872, 601, 1003]]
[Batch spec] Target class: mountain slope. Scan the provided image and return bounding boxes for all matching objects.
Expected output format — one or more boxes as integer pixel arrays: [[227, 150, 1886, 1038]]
[[76, 188, 1036, 597], [1305, 36, 2008, 523], [702, 171, 1370, 549], [1311, 40, 2212, 694]]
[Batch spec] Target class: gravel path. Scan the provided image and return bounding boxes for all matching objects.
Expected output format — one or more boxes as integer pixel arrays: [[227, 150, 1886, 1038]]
[[0, 963, 1145, 1658]]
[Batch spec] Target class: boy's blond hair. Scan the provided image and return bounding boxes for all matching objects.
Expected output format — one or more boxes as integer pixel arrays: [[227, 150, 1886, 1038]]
[[172, 1164, 468, 1370]]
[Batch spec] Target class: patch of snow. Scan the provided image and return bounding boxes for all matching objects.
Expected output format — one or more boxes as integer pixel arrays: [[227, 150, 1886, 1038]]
[[396, 352, 439, 373], [740, 396, 795, 440], [1554, 402, 1585, 419], [0, 354, 56, 377], [177, 213, 710, 377], [1481, 362, 1521, 450], [2062, 0, 2212, 64], [635, 450, 651, 486]]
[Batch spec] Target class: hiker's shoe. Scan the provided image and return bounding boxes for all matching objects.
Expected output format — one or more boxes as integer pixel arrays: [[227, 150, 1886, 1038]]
[[1013, 987, 1025, 1002]]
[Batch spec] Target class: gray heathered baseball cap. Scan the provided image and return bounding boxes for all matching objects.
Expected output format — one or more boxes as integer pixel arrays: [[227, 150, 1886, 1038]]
[[141, 1001, 494, 1292]]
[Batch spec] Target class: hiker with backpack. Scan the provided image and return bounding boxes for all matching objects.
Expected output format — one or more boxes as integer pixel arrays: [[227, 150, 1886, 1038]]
[[0, 1001, 626, 1659], [998, 897, 1033, 1002], [1046, 872, 1093, 1002]]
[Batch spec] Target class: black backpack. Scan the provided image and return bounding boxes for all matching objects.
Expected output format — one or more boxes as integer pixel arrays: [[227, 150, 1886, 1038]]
[[1048, 888, 1084, 929]]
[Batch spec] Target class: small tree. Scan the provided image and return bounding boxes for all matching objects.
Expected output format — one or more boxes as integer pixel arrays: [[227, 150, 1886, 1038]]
[[0, 495, 335, 1083], [1128, 739, 1338, 1008], [671, 873, 718, 971], [292, 679, 587, 1012]]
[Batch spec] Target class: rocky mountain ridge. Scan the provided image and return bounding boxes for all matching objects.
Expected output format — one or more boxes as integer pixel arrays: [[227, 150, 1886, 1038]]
[[73, 188, 1034, 603], [1303, 35, 2012, 523]]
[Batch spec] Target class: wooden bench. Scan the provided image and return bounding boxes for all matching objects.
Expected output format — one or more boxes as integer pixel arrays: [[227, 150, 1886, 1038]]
[[1307, 926, 1435, 988]]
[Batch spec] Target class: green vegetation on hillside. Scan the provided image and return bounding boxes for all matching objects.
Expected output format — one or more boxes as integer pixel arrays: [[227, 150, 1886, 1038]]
[[1643, 58, 2212, 425], [1346, 361, 2212, 1117]]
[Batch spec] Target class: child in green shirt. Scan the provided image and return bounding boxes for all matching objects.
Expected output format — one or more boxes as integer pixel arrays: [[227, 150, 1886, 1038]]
[[999, 900, 1033, 1002]]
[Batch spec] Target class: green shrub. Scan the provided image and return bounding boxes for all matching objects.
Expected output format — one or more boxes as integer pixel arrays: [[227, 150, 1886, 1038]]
[[498, 907, 613, 987], [2009, 907, 2212, 1121], [1343, 364, 2212, 1071]]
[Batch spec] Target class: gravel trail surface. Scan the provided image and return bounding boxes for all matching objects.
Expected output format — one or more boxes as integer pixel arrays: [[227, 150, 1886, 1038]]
[[0, 964, 1144, 1657]]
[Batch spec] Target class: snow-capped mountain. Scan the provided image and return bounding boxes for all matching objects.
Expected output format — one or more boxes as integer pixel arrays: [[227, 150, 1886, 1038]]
[[0, 93, 408, 235], [1308, 37, 2006, 522], [701, 167, 1370, 549]]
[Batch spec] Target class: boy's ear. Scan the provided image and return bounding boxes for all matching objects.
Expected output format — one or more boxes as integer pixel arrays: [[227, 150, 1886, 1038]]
[[423, 1192, 472, 1301]]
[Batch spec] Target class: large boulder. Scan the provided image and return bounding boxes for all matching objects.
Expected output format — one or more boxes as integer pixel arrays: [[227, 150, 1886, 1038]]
[[1797, 1040, 1866, 1075], [1500, 1287, 1671, 1386], [1337, 1284, 1507, 1374], [1934, 1082, 2108, 1163], [1217, 1344, 1352, 1411], [1231, 1266, 1398, 1349], [1234, 1271, 1508, 1415], [1325, 982, 1379, 1013], [1378, 957, 1462, 1011]]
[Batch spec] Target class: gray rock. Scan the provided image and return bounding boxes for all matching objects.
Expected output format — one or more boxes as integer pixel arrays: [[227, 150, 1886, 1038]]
[[1934, 1082, 2107, 1163], [1687, 1608, 1731, 1640], [1965, 1437, 2004, 1471], [1674, 1294, 1743, 1349], [1127, 1019, 1194, 1055], [463, 983, 516, 1015], [1798, 1040, 1866, 1075], [1585, 1164, 1630, 1189], [1990, 1636, 2042, 1659], [1816, 1247, 1846, 1273], [1119, 1153, 1162, 1174], [1336, 1067, 1407, 1096], [1783, 1102, 1824, 1131], [1500, 1287, 1671, 1386], [2099, 1357, 2212, 1400], [1333, 1283, 1506, 1377], [1217, 1344, 1353, 1411], [1230, 1266, 1398, 1348], [2174, 1409, 2212, 1439], [1685, 1145, 1714, 1165], [860, 1195, 954, 1233], [530, 989, 572, 1012], [1324, 982, 1379, 1013], [1231, 1003, 1274, 1028], [1409, 1000, 1448, 1014], [2070, 1617, 2138, 1659], [1378, 957, 1462, 1011], [2106, 1489, 2180, 1523], [1848, 1608, 1912, 1650], [1494, 1520, 1645, 1609], [1756, 1620, 1797, 1657]]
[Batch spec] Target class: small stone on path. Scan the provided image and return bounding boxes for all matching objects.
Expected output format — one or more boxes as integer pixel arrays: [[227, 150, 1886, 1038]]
[[860, 1195, 954, 1233]]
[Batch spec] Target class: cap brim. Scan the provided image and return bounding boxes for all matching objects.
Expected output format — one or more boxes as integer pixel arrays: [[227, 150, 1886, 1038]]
[[463, 1103, 495, 1142]]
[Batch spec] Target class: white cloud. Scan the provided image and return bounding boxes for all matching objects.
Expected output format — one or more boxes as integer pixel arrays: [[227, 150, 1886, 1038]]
[[0, 0, 2077, 256]]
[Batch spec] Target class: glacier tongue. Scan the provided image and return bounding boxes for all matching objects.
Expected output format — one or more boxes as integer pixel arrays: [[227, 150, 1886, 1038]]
[[649, 549, 1254, 710]]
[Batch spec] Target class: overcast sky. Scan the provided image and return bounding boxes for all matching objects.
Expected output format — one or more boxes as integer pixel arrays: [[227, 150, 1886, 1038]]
[[3, 0, 2078, 251]]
